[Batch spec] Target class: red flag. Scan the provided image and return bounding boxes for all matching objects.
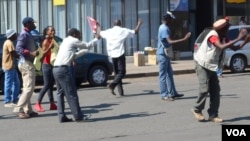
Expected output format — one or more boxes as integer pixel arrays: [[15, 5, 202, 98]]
[[87, 16, 97, 33]]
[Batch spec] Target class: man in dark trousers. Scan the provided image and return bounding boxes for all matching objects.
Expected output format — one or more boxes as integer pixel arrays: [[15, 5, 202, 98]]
[[53, 28, 99, 123], [97, 19, 142, 96]]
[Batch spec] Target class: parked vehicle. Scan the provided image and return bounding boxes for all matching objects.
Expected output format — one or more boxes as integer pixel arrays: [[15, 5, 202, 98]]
[[194, 25, 250, 73], [0, 34, 113, 94]]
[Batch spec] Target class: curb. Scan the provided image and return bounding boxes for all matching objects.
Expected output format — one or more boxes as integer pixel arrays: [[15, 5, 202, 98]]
[[109, 69, 196, 79]]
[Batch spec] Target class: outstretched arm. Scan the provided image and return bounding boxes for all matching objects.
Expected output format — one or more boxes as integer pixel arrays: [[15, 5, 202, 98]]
[[134, 19, 142, 34], [166, 32, 191, 44]]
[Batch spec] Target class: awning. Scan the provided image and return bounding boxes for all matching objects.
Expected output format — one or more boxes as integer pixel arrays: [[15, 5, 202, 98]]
[[227, 0, 246, 3]]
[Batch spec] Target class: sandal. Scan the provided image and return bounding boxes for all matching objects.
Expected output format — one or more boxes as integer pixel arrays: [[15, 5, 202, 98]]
[[18, 112, 30, 119]]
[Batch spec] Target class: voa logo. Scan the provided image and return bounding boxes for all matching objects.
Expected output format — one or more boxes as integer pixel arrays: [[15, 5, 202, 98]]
[[226, 129, 246, 136]]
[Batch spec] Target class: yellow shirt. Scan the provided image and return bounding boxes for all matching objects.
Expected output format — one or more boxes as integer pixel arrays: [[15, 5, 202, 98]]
[[2, 39, 16, 70]]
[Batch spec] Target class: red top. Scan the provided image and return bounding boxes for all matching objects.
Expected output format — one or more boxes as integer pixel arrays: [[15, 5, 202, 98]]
[[43, 39, 52, 64], [208, 35, 229, 45]]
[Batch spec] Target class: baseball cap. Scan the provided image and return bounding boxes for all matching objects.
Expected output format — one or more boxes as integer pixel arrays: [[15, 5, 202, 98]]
[[213, 19, 227, 30], [163, 11, 176, 19], [5, 29, 16, 39], [22, 17, 36, 25]]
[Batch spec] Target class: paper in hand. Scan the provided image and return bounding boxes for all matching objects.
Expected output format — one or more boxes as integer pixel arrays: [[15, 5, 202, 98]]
[[87, 16, 97, 33]]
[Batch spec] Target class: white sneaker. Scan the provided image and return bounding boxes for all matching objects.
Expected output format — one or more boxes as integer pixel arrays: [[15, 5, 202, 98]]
[[4, 103, 15, 108]]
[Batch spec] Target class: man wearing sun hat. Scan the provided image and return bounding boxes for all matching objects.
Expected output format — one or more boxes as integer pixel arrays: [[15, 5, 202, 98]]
[[13, 17, 39, 119], [2, 29, 20, 108], [192, 18, 250, 123]]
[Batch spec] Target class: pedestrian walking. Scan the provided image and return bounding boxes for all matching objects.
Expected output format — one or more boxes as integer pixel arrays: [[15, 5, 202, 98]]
[[34, 26, 58, 112], [52, 28, 99, 123], [13, 17, 39, 119], [156, 11, 191, 101], [2, 29, 20, 108], [192, 18, 250, 123], [97, 19, 142, 96]]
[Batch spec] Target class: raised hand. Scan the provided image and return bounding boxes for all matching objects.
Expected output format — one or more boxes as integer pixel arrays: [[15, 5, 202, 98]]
[[238, 28, 248, 40], [184, 32, 191, 40]]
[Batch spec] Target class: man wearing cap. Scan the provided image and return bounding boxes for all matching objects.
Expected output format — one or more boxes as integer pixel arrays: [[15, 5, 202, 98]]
[[13, 17, 39, 119], [157, 11, 191, 101], [192, 18, 250, 123], [2, 29, 20, 108]]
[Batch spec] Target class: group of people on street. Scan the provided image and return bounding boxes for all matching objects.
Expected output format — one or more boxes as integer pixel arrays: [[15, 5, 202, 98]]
[[1, 16, 142, 122], [2, 11, 250, 123]]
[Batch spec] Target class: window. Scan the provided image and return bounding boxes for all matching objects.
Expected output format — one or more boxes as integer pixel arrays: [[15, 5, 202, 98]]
[[150, 0, 161, 48], [81, 0, 94, 44], [67, 0, 80, 30], [28, 0, 39, 30], [40, 0, 53, 31], [124, 0, 137, 55], [0, 0, 7, 33], [53, 5, 66, 38], [138, 0, 150, 51], [9, 0, 18, 32], [96, 0, 110, 54]]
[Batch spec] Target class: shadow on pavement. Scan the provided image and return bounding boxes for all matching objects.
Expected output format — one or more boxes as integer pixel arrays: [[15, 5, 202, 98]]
[[90, 112, 165, 122]]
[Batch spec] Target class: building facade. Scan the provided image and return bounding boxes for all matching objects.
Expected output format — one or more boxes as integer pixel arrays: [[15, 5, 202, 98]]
[[0, 0, 249, 55]]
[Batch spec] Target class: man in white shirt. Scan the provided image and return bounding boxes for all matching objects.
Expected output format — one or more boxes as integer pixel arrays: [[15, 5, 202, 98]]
[[98, 19, 142, 96], [53, 28, 99, 122]]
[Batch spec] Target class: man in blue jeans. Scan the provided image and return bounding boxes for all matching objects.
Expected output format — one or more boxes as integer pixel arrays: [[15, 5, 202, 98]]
[[156, 11, 191, 101], [2, 29, 20, 107]]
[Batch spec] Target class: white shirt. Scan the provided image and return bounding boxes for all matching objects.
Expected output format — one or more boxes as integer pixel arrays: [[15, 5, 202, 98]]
[[100, 26, 135, 58], [54, 36, 98, 66]]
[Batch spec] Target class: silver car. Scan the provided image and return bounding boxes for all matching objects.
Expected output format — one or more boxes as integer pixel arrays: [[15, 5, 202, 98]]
[[194, 25, 250, 73]]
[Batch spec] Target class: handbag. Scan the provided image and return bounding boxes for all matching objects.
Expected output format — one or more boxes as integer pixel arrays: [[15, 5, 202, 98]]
[[33, 47, 43, 71], [161, 41, 174, 59], [50, 39, 59, 66]]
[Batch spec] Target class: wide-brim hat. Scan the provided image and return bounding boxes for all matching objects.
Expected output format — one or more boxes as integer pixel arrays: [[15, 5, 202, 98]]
[[213, 19, 227, 30], [6, 29, 16, 39]]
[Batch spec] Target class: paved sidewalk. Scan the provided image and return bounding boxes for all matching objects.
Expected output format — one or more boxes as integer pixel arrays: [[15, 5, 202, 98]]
[[123, 54, 196, 79], [125, 59, 196, 78]]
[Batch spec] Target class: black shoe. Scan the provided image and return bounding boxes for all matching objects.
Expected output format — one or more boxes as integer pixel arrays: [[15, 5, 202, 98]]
[[29, 112, 39, 117], [60, 117, 73, 123], [174, 93, 184, 98], [107, 85, 116, 95]]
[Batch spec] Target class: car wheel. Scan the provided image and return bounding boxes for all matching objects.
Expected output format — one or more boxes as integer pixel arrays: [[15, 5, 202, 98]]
[[88, 65, 108, 87], [230, 55, 246, 73]]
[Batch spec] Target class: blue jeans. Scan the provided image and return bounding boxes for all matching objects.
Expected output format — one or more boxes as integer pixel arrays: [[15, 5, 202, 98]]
[[4, 68, 20, 104], [37, 63, 55, 103], [157, 54, 177, 98], [216, 67, 223, 76]]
